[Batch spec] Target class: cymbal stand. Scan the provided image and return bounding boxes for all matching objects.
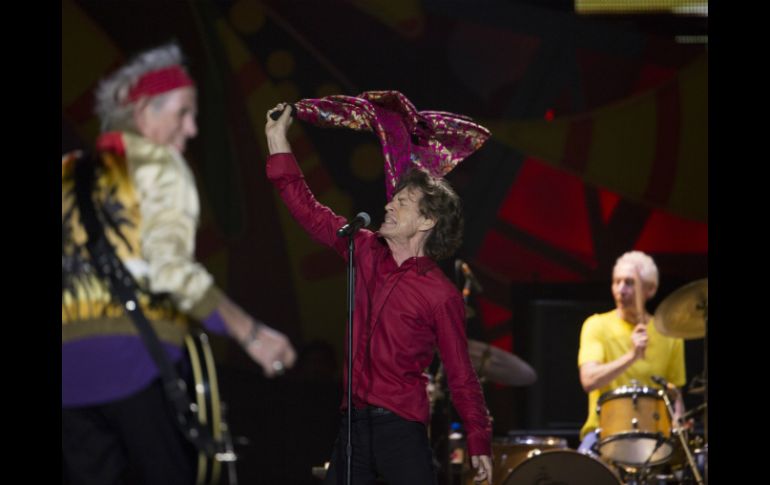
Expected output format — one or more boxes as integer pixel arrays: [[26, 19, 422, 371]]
[[475, 345, 492, 384], [659, 387, 703, 485]]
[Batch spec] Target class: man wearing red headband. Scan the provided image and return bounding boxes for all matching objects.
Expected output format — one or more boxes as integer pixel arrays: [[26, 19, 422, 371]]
[[62, 43, 296, 484], [264, 104, 493, 485]]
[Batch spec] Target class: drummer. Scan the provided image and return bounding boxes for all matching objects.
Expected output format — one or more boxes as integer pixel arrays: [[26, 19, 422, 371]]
[[577, 250, 687, 454]]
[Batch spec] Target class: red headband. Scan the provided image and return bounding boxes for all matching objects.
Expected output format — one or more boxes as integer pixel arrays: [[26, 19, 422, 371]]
[[127, 65, 194, 103]]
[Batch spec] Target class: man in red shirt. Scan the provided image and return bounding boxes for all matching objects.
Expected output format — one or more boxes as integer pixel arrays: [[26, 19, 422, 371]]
[[265, 103, 492, 484]]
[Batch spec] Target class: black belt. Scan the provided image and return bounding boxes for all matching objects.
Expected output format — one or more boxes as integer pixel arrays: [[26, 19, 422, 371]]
[[349, 406, 393, 417]]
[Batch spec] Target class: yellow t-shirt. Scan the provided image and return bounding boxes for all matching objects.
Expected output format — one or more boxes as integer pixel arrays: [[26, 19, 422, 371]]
[[577, 310, 686, 439]]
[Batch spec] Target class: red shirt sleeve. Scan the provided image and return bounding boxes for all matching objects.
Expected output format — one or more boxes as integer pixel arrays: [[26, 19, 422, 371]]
[[434, 292, 493, 457], [266, 152, 351, 258]]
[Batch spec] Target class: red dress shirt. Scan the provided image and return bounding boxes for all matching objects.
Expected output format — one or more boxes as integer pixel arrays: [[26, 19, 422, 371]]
[[267, 153, 492, 456]]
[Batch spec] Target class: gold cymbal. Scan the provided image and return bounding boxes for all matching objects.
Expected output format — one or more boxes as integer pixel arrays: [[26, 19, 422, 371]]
[[467, 340, 537, 386], [654, 279, 707, 339]]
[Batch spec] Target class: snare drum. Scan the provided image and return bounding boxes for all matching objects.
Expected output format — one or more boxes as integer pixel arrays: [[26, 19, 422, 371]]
[[503, 449, 622, 485], [597, 385, 672, 466]]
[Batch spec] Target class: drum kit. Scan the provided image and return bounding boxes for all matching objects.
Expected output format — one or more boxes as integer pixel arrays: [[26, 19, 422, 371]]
[[313, 268, 709, 484], [596, 277, 708, 485], [445, 277, 708, 485]]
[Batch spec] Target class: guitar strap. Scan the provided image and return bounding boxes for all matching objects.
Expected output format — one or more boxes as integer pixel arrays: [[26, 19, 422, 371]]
[[73, 150, 221, 457]]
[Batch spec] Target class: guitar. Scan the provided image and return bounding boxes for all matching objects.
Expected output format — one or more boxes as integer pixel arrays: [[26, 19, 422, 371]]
[[72, 152, 237, 482], [184, 331, 237, 485]]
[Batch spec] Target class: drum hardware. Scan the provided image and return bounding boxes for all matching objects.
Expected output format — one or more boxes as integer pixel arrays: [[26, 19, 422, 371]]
[[661, 437, 707, 484], [632, 432, 674, 483], [618, 436, 707, 484], [687, 373, 706, 395], [652, 376, 704, 485], [615, 463, 672, 485], [680, 403, 706, 422], [608, 427, 671, 484], [654, 278, 708, 483]]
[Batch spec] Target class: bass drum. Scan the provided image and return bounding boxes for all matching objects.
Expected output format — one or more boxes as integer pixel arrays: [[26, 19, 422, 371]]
[[462, 436, 567, 485], [503, 450, 622, 485], [492, 436, 567, 485]]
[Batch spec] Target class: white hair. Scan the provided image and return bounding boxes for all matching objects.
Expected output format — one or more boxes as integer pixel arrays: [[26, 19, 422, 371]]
[[614, 250, 659, 296], [94, 43, 190, 132]]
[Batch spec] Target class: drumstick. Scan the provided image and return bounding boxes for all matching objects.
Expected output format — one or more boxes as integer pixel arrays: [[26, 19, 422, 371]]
[[632, 268, 647, 358]]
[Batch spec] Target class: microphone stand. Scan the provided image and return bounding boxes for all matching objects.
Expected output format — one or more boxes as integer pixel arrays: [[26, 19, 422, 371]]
[[345, 234, 356, 485], [335, 213, 368, 485], [702, 301, 708, 484]]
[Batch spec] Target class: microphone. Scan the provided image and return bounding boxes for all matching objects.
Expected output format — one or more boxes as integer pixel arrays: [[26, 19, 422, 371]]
[[651, 375, 677, 392], [456, 259, 483, 293], [269, 103, 296, 120], [336, 212, 371, 238]]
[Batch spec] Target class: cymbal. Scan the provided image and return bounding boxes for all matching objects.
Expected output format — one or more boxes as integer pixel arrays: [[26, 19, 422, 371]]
[[467, 340, 537, 386], [654, 278, 707, 339]]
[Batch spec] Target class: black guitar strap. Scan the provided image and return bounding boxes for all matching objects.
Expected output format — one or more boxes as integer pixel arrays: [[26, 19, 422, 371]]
[[73, 151, 221, 457]]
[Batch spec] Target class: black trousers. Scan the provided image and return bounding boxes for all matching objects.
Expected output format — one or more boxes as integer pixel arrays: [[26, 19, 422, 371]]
[[324, 407, 437, 485], [62, 378, 196, 485]]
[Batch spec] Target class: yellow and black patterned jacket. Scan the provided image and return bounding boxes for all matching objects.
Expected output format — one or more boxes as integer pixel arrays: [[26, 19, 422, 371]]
[[62, 131, 223, 347]]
